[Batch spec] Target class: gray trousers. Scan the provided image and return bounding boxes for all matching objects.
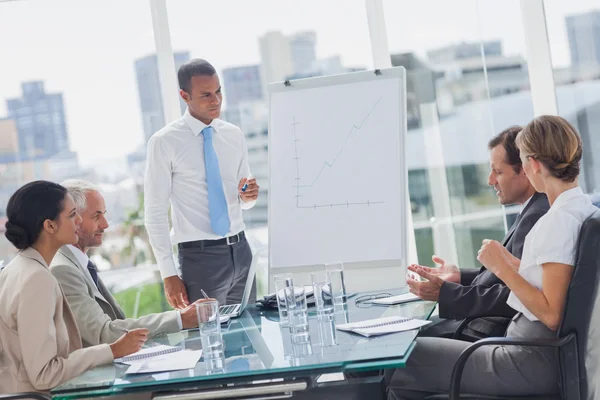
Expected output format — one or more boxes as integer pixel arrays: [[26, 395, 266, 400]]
[[387, 313, 559, 399], [178, 236, 255, 306]]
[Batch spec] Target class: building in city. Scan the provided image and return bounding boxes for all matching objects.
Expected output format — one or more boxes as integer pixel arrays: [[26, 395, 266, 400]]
[[6, 81, 70, 161], [566, 10, 600, 67], [259, 31, 294, 96], [289, 31, 317, 74], [134, 51, 190, 144], [0, 119, 18, 162], [258, 30, 318, 95], [285, 55, 347, 80], [390, 52, 437, 128], [222, 64, 263, 108], [426, 40, 503, 64]]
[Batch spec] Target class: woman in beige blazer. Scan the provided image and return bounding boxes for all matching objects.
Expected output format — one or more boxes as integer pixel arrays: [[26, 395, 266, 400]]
[[0, 181, 149, 394]]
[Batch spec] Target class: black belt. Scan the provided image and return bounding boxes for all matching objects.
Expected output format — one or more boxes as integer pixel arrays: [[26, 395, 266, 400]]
[[178, 231, 246, 250]]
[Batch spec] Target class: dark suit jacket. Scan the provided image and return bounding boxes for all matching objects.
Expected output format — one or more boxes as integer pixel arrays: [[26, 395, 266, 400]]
[[438, 192, 550, 337]]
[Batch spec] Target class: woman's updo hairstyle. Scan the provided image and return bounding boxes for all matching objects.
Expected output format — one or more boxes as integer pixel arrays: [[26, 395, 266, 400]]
[[516, 115, 582, 182], [5, 180, 68, 250]]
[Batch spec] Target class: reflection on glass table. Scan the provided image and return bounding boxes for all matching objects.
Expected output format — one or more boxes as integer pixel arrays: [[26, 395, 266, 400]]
[[52, 288, 436, 399]]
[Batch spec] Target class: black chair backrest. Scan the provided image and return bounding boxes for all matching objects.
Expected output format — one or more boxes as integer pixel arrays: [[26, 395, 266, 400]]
[[557, 209, 600, 399]]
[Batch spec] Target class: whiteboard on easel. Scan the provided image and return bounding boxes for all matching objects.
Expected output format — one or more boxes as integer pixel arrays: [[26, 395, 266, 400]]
[[267, 67, 408, 270]]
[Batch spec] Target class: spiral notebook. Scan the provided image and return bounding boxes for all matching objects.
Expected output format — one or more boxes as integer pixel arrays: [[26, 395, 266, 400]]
[[336, 316, 431, 337], [114, 345, 183, 363], [124, 350, 203, 374]]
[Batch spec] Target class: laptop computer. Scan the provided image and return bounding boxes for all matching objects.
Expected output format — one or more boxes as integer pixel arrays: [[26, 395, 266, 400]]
[[219, 252, 258, 318]]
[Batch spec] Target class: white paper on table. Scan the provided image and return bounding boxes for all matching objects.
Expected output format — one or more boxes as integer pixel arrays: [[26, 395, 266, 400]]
[[114, 344, 182, 363], [352, 319, 431, 337], [370, 292, 421, 305], [124, 350, 203, 374], [336, 316, 431, 337]]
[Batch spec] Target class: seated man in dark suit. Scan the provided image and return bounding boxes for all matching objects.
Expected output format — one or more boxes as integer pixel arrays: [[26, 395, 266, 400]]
[[590, 193, 600, 208], [408, 125, 550, 341]]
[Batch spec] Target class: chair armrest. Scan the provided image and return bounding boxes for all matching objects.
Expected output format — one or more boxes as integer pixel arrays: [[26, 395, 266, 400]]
[[449, 333, 575, 400], [0, 394, 51, 400]]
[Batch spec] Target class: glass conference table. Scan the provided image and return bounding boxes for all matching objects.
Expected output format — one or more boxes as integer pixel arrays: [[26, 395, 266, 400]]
[[52, 289, 436, 400]]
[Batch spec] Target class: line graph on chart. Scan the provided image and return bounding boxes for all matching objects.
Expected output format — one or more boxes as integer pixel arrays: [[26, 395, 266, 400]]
[[291, 97, 386, 209]]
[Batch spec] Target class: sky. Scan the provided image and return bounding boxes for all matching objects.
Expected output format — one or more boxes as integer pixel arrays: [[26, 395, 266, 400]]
[[0, 0, 597, 167]]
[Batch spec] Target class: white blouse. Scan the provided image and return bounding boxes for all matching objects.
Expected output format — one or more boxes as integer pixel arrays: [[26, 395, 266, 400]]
[[506, 186, 597, 321]]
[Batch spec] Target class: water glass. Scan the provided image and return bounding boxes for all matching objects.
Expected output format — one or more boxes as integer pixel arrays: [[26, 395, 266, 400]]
[[317, 318, 338, 347], [274, 273, 294, 326], [288, 286, 310, 344], [196, 300, 224, 360], [292, 340, 313, 359], [325, 262, 347, 306], [204, 353, 226, 375], [311, 271, 334, 321]]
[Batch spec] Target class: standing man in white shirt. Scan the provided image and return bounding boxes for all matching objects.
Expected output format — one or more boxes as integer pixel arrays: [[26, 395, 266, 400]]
[[144, 59, 259, 309]]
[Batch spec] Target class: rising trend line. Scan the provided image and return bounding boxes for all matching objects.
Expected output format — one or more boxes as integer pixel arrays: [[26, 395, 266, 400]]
[[295, 96, 383, 188]]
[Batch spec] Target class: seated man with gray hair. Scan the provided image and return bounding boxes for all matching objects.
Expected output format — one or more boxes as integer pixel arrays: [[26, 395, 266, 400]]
[[50, 179, 210, 347]]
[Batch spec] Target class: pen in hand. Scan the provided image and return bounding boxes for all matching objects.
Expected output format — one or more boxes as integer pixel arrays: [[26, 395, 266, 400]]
[[241, 176, 253, 192]]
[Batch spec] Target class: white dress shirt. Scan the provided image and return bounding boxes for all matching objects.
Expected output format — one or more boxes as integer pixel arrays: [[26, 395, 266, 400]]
[[67, 245, 183, 329], [144, 109, 255, 279], [67, 244, 90, 268], [507, 186, 597, 321], [520, 194, 533, 213]]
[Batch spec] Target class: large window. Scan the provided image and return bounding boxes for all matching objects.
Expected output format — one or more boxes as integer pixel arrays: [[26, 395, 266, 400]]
[[545, 0, 600, 195], [165, 0, 373, 232], [0, 0, 593, 312], [164, 0, 374, 294], [0, 0, 158, 312], [383, 0, 535, 268]]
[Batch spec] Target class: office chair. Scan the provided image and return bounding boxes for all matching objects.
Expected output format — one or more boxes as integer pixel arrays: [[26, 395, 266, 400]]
[[426, 209, 600, 400]]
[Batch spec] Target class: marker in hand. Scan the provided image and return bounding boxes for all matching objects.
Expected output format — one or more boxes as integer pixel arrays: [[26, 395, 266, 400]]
[[241, 176, 253, 192]]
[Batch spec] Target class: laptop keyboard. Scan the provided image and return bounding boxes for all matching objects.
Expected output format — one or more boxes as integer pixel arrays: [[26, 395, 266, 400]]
[[220, 304, 239, 315]]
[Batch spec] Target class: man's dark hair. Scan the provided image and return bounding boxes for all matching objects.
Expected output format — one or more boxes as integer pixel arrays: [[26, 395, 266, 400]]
[[488, 125, 523, 173], [178, 59, 217, 93]]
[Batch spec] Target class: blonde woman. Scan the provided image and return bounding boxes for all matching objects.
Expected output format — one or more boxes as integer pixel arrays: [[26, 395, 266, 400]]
[[0, 181, 148, 394], [388, 116, 597, 399]]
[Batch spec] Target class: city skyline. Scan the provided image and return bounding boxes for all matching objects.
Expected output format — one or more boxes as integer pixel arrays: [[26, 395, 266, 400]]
[[6, 81, 69, 161], [0, 0, 597, 167], [0, 0, 599, 275]]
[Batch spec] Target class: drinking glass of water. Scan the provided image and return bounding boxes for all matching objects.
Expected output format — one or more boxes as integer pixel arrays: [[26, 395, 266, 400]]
[[274, 273, 294, 326], [287, 286, 310, 344], [311, 271, 334, 321], [196, 299, 224, 360], [325, 262, 347, 306]]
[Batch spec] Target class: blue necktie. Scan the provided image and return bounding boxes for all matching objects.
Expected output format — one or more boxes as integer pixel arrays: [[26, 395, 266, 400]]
[[87, 260, 99, 289], [201, 126, 230, 236]]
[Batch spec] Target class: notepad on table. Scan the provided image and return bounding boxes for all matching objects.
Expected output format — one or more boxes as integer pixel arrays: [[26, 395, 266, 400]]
[[336, 316, 431, 337], [114, 344, 183, 363], [370, 292, 421, 305], [124, 350, 203, 374]]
